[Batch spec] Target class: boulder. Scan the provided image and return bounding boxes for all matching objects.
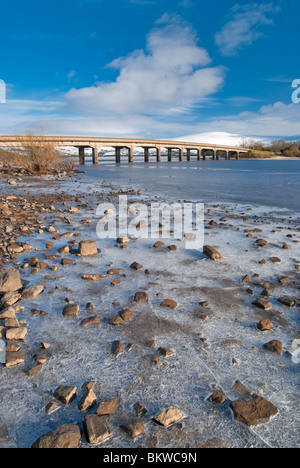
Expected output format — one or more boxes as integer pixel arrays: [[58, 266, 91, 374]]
[[153, 406, 183, 427], [120, 422, 144, 439], [79, 240, 98, 257], [78, 389, 97, 412], [31, 424, 81, 449], [4, 351, 26, 367], [160, 299, 177, 309], [83, 415, 112, 445], [263, 340, 283, 355], [62, 304, 80, 317], [230, 395, 278, 426], [96, 398, 120, 416], [134, 291, 149, 303], [203, 245, 223, 260], [53, 385, 77, 405], [22, 284, 44, 299], [0, 267, 22, 294], [257, 320, 274, 331]]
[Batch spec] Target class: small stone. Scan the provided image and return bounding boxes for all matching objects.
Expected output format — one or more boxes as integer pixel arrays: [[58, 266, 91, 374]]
[[109, 316, 124, 326], [158, 347, 174, 356], [230, 395, 278, 426], [53, 385, 77, 405], [84, 414, 112, 445], [277, 296, 295, 307], [263, 340, 283, 355], [25, 364, 43, 376], [134, 291, 149, 302], [45, 401, 59, 415], [81, 274, 106, 280], [117, 236, 130, 244], [242, 274, 251, 283], [4, 351, 26, 367], [168, 245, 177, 251], [79, 240, 98, 257], [111, 340, 124, 356], [133, 402, 148, 416], [0, 292, 21, 309], [31, 424, 81, 449], [257, 320, 274, 331], [96, 398, 120, 416], [207, 391, 227, 405], [22, 284, 44, 299], [203, 245, 223, 260], [78, 389, 97, 412], [62, 304, 79, 317], [80, 315, 99, 327], [120, 422, 144, 439], [6, 327, 27, 341], [160, 299, 177, 309], [252, 299, 272, 310], [119, 309, 134, 320], [130, 262, 143, 270], [153, 407, 183, 427], [153, 241, 165, 248]]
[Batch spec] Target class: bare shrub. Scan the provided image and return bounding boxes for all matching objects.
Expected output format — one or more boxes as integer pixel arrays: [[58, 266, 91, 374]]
[[13, 130, 61, 173]]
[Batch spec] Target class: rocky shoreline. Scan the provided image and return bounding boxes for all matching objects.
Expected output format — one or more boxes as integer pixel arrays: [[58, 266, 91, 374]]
[[0, 167, 299, 448]]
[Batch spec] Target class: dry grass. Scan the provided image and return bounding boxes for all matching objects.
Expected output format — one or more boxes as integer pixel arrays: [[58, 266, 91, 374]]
[[12, 130, 61, 174]]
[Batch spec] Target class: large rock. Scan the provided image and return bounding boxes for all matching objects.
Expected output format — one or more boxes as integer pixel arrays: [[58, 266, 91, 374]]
[[79, 240, 98, 257], [6, 327, 27, 341], [83, 414, 112, 445], [31, 424, 82, 448], [4, 351, 26, 367], [96, 398, 120, 416], [230, 395, 278, 426], [203, 245, 223, 260], [22, 284, 44, 299], [134, 291, 149, 303], [153, 406, 183, 427], [62, 304, 80, 317], [0, 267, 22, 294], [0, 292, 21, 309], [53, 385, 77, 405], [78, 389, 97, 412]]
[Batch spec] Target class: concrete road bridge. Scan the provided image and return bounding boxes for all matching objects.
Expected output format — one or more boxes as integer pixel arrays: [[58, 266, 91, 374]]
[[0, 136, 249, 164]]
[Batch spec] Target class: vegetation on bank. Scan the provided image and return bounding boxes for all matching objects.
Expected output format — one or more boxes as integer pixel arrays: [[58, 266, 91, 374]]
[[0, 131, 74, 174], [241, 138, 300, 158]]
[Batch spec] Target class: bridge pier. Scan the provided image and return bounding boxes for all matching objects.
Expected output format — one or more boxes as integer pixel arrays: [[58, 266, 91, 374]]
[[179, 148, 183, 162], [186, 149, 191, 161], [128, 146, 134, 163], [144, 147, 149, 163], [91, 144, 99, 164], [115, 147, 121, 164], [156, 146, 161, 162], [168, 148, 172, 162], [79, 147, 85, 165]]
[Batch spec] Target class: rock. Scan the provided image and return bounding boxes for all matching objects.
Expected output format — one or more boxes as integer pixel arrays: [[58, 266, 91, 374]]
[[120, 422, 144, 439], [203, 245, 223, 260], [80, 316, 99, 327], [0, 266, 22, 294], [270, 257, 281, 263], [158, 347, 174, 356], [207, 391, 227, 405], [107, 268, 120, 275], [160, 299, 177, 309], [53, 385, 77, 405], [168, 245, 177, 251], [252, 298, 272, 310], [96, 398, 120, 416], [79, 240, 98, 257], [130, 262, 143, 270], [31, 309, 48, 316], [257, 320, 274, 331], [8, 179, 16, 185], [153, 241, 165, 248], [6, 327, 27, 341], [61, 258, 74, 265], [22, 284, 44, 299], [31, 424, 81, 449], [0, 291, 21, 309], [282, 242, 289, 249], [4, 351, 26, 367], [78, 389, 97, 412], [279, 277, 289, 285], [109, 316, 124, 326], [242, 274, 251, 283], [25, 364, 43, 376], [153, 407, 183, 427], [277, 296, 295, 307], [263, 340, 283, 355], [134, 291, 149, 302], [230, 395, 278, 426], [5, 341, 21, 352], [256, 239, 267, 246], [111, 340, 124, 356], [45, 401, 59, 415], [84, 415, 112, 445], [119, 309, 134, 321], [117, 236, 130, 244], [81, 274, 106, 281], [62, 304, 80, 317], [133, 402, 148, 416]]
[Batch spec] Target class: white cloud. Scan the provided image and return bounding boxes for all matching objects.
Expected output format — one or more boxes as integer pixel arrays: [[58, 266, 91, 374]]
[[215, 3, 280, 56], [65, 14, 225, 115]]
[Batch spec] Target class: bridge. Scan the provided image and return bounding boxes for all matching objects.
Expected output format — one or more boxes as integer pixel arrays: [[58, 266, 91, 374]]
[[0, 136, 249, 164]]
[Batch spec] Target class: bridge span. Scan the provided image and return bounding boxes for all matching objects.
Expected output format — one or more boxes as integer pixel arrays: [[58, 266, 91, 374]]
[[0, 136, 248, 164]]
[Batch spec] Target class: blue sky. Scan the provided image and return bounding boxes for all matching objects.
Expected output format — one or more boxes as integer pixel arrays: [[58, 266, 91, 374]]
[[0, 0, 300, 144]]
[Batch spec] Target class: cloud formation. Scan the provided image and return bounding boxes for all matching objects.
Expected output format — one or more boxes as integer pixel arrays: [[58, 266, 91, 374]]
[[215, 3, 280, 56], [65, 14, 225, 115]]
